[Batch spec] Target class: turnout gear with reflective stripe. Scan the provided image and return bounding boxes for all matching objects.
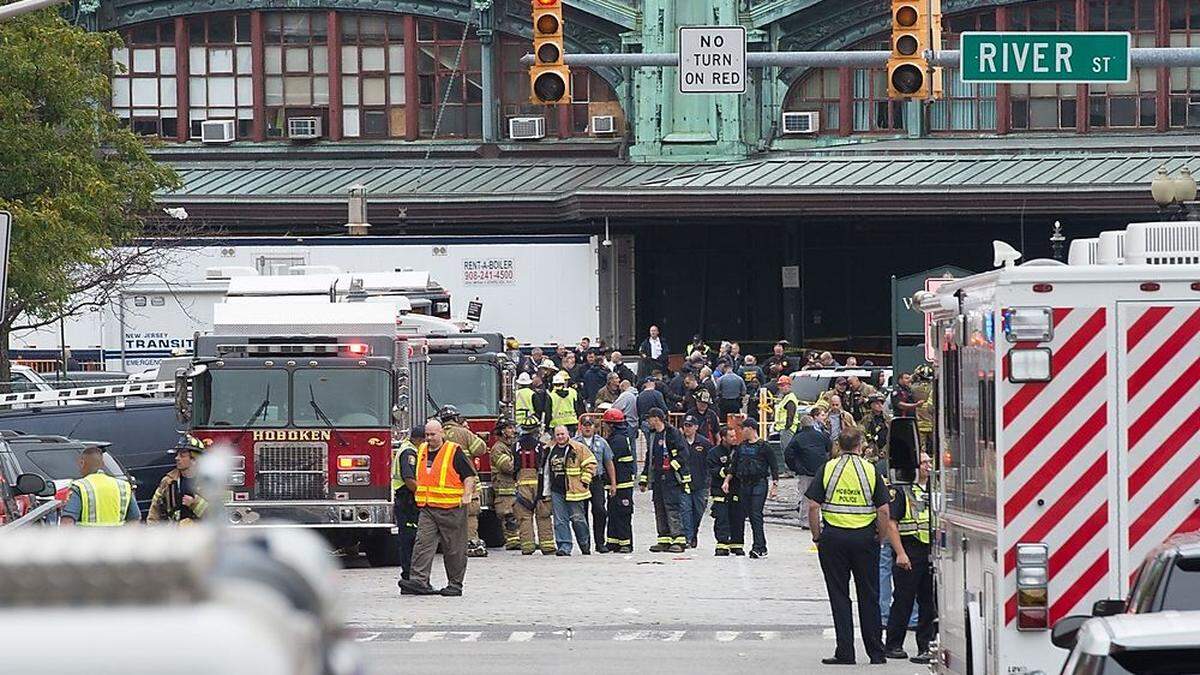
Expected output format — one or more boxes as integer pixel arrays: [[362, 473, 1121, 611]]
[[549, 388, 580, 428], [514, 387, 539, 427], [73, 471, 133, 526], [896, 484, 930, 545], [490, 439, 517, 497], [415, 441, 467, 508], [546, 440, 596, 502], [640, 425, 691, 492], [774, 392, 800, 433], [147, 469, 208, 523], [606, 431, 635, 551], [820, 455, 878, 529]]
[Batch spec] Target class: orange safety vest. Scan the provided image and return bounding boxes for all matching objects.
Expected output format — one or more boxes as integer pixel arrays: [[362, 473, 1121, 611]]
[[415, 441, 466, 509]]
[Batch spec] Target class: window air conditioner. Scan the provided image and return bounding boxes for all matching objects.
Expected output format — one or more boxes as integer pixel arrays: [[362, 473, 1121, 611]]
[[287, 116, 322, 140], [781, 111, 820, 135], [590, 115, 616, 135], [508, 116, 546, 140], [200, 120, 236, 144]]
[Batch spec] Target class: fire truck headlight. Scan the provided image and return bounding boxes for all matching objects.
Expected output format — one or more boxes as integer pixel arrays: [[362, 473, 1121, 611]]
[[1008, 348, 1052, 383], [337, 471, 371, 486], [337, 455, 370, 470], [229, 471, 246, 487], [1002, 307, 1054, 342]]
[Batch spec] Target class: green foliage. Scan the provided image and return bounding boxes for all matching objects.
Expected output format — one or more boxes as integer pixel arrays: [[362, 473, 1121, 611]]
[[0, 9, 180, 328]]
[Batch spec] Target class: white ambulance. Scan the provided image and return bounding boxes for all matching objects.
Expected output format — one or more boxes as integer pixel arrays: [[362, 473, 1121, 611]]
[[915, 221, 1200, 675]]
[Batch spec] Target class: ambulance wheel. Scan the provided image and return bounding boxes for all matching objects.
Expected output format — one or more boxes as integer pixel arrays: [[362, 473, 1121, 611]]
[[364, 533, 402, 567], [479, 511, 505, 548]]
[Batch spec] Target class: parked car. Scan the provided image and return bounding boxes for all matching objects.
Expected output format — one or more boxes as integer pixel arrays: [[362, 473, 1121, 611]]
[[1052, 533, 1200, 651], [0, 432, 140, 511], [1056, 611, 1200, 675], [0, 440, 54, 526]]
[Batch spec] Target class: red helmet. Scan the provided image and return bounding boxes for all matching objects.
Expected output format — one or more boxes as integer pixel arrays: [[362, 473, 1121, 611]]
[[601, 408, 626, 423]]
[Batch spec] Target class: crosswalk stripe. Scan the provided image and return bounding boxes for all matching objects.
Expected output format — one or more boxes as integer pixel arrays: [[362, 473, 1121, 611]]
[[508, 632, 536, 642]]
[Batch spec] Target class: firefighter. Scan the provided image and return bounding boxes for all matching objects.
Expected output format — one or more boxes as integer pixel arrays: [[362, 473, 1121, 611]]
[[601, 407, 635, 553], [439, 405, 489, 558], [60, 445, 139, 526], [687, 389, 722, 443], [545, 425, 597, 556], [148, 434, 210, 523], [639, 408, 690, 553], [680, 415, 712, 548], [548, 370, 585, 435], [912, 365, 936, 452], [514, 372, 541, 429], [400, 419, 477, 597], [885, 452, 936, 665], [773, 376, 801, 452], [805, 428, 910, 666], [861, 393, 891, 462], [391, 424, 422, 580], [513, 427, 555, 555], [708, 425, 739, 556], [722, 419, 779, 558], [490, 420, 520, 551]]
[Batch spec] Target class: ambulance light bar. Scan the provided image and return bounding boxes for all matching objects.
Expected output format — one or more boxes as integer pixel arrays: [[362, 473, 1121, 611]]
[[216, 343, 373, 356], [1015, 543, 1050, 631], [1008, 348, 1052, 383], [1002, 307, 1053, 343]]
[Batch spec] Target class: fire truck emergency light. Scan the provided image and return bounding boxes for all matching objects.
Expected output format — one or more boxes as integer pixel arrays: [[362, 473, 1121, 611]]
[[1002, 307, 1054, 343], [346, 343, 369, 355], [337, 455, 371, 470], [1008, 348, 1052, 383], [1015, 543, 1050, 631]]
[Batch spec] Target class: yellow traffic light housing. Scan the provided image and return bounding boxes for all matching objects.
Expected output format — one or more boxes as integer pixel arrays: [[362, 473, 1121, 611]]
[[530, 0, 571, 104], [888, 0, 943, 100]]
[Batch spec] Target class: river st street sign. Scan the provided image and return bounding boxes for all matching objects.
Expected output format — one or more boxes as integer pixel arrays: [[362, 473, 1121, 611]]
[[678, 26, 746, 94], [960, 32, 1131, 84]]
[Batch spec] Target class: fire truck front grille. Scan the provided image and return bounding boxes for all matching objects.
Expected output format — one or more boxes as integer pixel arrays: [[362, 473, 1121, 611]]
[[254, 442, 327, 501]]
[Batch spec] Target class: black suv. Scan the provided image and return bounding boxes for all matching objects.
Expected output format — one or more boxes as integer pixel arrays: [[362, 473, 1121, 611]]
[[1053, 533, 1200, 649], [0, 432, 141, 511]]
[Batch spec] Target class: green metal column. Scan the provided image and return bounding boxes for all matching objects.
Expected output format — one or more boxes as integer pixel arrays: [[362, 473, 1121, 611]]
[[629, 0, 750, 162]]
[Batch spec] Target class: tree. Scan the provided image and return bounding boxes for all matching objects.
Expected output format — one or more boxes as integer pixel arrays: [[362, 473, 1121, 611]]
[[0, 9, 180, 378]]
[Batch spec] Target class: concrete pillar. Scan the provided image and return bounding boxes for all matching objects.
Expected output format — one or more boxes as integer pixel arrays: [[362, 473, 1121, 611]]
[[629, 0, 749, 162]]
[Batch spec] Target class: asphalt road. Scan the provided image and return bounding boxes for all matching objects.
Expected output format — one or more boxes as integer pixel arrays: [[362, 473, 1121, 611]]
[[337, 487, 928, 675]]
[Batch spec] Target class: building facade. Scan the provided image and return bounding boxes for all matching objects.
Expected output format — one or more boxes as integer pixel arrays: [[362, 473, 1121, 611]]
[[82, 0, 1200, 354]]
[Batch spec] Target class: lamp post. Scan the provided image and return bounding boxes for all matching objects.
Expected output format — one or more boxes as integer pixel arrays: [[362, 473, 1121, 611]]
[[1151, 166, 1197, 220]]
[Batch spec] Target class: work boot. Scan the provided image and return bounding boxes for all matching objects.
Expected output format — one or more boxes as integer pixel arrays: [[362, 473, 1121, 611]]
[[580, 547, 591, 555], [505, 540, 521, 551], [439, 586, 463, 597], [649, 543, 669, 553], [884, 649, 908, 660], [540, 546, 556, 555], [715, 548, 730, 557], [618, 545, 633, 554], [667, 544, 685, 553], [911, 652, 933, 665], [398, 579, 437, 596], [730, 547, 745, 556], [521, 548, 535, 556]]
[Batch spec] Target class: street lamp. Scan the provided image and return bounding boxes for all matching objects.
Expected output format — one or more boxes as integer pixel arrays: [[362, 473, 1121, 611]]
[[1151, 166, 1196, 220]]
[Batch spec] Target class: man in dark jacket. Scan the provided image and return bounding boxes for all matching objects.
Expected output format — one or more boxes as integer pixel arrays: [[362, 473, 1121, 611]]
[[581, 352, 610, 406], [784, 414, 832, 530], [686, 389, 722, 444], [639, 408, 691, 553]]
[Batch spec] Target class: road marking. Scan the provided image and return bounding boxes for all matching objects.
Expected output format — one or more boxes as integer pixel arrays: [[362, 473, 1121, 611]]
[[715, 631, 741, 642], [822, 628, 837, 640], [453, 631, 482, 642], [661, 631, 686, 642], [756, 631, 779, 641], [354, 632, 381, 643], [410, 632, 445, 642], [508, 632, 535, 642]]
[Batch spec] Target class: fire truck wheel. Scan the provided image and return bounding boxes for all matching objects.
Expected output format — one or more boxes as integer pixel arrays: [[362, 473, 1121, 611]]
[[479, 511, 505, 549], [364, 534, 402, 567]]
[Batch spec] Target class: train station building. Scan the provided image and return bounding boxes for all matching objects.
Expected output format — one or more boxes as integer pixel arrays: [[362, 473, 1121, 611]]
[[85, 0, 1200, 352]]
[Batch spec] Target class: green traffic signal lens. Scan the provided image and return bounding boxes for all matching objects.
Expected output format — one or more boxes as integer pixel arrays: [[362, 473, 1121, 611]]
[[891, 63, 924, 95]]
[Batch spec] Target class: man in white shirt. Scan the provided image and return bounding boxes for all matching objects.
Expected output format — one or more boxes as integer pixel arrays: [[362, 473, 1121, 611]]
[[638, 325, 669, 379]]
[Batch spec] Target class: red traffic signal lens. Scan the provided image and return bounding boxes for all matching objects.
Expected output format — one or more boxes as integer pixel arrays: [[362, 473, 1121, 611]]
[[533, 71, 567, 103], [536, 42, 561, 64], [891, 63, 924, 95], [895, 6, 918, 27], [535, 14, 560, 34], [896, 34, 920, 56]]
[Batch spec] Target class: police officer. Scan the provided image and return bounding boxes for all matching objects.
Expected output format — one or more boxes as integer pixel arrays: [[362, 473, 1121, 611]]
[[722, 419, 779, 558], [440, 406, 489, 558], [639, 408, 690, 553], [708, 425, 740, 556], [61, 445, 139, 526], [601, 407, 636, 553], [513, 428, 555, 555], [806, 428, 910, 666], [773, 376, 801, 452], [490, 421, 521, 551], [391, 425, 422, 580], [148, 434, 210, 523], [679, 415, 712, 549], [885, 452, 936, 664], [548, 370, 585, 435]]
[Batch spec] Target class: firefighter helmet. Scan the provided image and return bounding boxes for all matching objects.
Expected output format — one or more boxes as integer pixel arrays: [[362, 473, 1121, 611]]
[[436, 405, 461, 422], [552, 370, 570, 386], [601, 407, 625, 424], [170, 433, 206, 455], [914, 364, 935, 380]]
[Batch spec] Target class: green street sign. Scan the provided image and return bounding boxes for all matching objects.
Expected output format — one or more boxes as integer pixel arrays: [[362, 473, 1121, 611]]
[[960, 32, 1131, 84]]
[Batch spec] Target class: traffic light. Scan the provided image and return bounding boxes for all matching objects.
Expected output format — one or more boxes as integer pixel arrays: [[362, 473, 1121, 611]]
[[888, 0, 943, 100], [529, 0, 571, 104]]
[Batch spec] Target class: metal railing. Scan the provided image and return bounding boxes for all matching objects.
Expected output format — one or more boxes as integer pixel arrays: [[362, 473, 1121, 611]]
[[2, 500, 61, 530]]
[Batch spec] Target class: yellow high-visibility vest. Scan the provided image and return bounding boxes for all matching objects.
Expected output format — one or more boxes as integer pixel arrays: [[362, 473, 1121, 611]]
[[391, 440, 417, 494], [74, 471, 132, 527], [515, 387, 537, 426], [820, 455, 877, 529], [774, 392, 800, 432], [549, 389, 579, 427], [897, 484, 931, 545]]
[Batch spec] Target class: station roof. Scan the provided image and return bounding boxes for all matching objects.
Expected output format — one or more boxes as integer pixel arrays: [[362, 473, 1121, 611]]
[[156, 135, 1200, 227]]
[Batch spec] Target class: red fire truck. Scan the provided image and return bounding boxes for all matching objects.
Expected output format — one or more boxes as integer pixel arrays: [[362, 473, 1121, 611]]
[[175, 302, 428, 567], [916, 221, 1200, 675]]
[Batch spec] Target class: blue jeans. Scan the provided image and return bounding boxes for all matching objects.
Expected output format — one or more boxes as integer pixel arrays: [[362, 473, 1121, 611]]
[[880, 543, 919, 626], [551, 492, 591, 554], [679, 488, 708, 543]]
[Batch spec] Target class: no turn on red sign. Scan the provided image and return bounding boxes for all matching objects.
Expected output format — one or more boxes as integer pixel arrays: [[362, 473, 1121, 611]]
[[678, 26, 746, 95]]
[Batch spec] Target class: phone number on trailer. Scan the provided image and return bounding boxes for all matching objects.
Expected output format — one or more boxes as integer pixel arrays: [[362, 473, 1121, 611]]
[[463, 259, 516, 285]]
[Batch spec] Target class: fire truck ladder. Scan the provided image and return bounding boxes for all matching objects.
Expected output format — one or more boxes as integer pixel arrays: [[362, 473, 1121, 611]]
[[0, 381, 176, 407]]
